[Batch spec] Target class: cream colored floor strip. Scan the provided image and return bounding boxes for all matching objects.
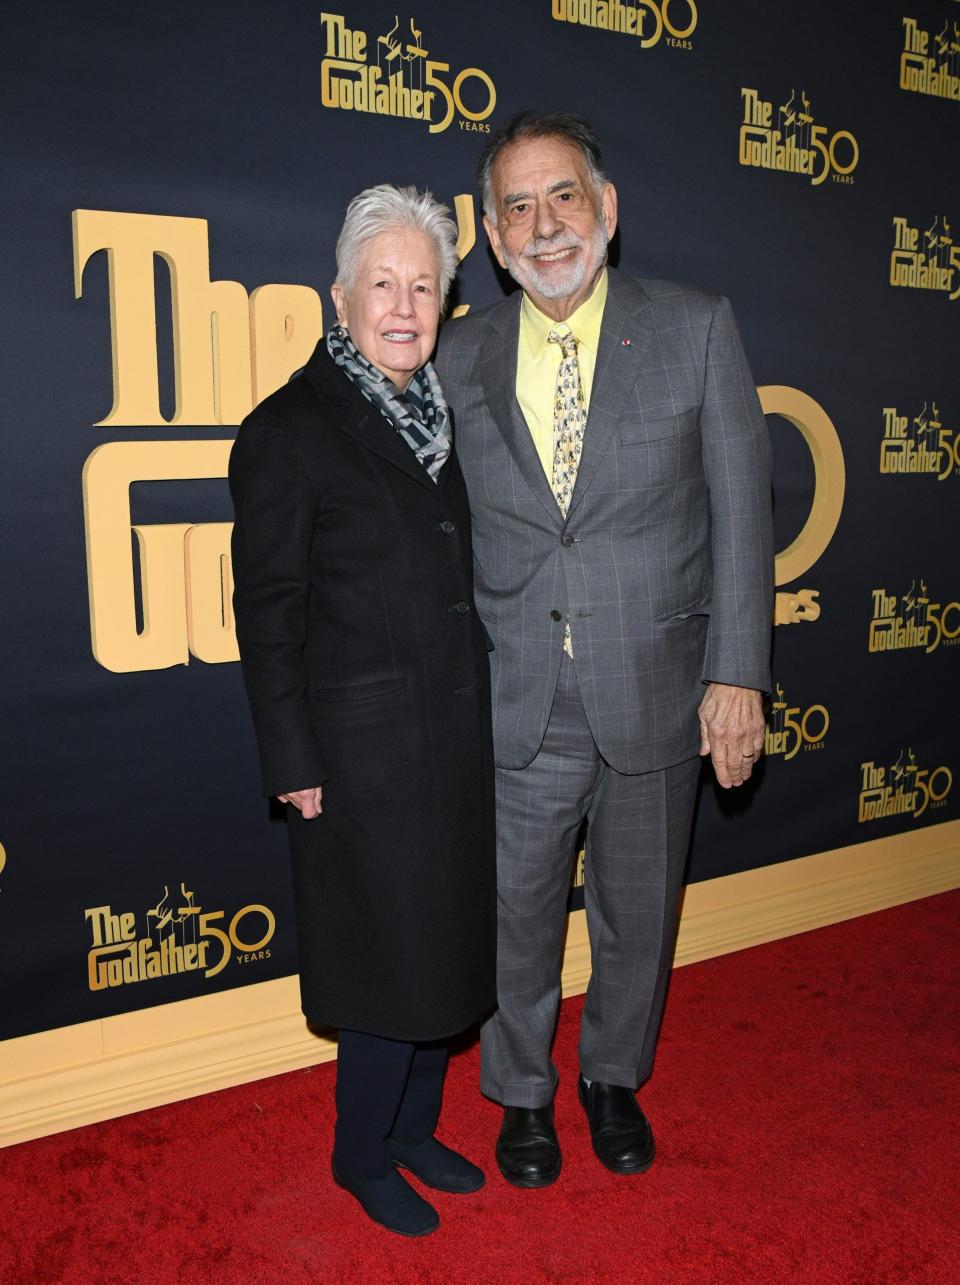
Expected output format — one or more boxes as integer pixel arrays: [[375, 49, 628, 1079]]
[[2, 821, 957, 1147]]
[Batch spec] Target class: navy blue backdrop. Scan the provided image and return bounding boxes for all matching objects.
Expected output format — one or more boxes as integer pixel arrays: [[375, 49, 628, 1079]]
[[1, 1, 957, 1041]]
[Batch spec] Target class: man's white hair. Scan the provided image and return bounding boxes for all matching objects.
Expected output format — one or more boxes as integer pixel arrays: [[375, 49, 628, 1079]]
[[477, 111, 609, 226], [335, 184, 459, 299]]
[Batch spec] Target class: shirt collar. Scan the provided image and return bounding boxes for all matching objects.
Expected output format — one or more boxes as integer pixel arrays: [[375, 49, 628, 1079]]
[[520, 268, 609, 358]]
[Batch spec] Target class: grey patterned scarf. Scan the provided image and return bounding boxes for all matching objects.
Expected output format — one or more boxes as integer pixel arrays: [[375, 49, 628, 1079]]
[[326, 324, 451, 482]]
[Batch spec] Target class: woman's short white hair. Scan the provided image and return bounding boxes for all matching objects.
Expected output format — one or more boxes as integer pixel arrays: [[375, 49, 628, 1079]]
[[335, 184, 459, 301]]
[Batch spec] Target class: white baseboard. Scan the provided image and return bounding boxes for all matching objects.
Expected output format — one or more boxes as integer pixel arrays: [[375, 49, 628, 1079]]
[[3, 821, 957, 1148]]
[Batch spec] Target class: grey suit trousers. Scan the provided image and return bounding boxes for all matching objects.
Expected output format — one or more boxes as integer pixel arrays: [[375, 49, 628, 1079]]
[[480, 653, 700, 1107]]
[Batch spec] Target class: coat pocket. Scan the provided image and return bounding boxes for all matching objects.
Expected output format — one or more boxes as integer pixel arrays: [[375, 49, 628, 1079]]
[[310, 675, 406, 703], [654, 593, 712, 623]]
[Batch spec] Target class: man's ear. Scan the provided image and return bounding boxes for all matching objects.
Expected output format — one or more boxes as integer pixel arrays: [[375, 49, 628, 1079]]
[[330, 282, 348, 327], [600, 182, 618, 241], [483, 214, 507, 270]]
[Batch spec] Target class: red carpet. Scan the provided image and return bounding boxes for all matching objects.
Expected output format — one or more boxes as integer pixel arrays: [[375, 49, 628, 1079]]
[[2, 891, 958, 1284]]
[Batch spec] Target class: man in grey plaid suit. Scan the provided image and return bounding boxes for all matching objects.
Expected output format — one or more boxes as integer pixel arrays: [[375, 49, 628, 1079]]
[[435, 112, 773, 1186]]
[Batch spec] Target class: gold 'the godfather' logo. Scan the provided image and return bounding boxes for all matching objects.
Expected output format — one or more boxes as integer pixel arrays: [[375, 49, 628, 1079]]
[[858, 749, 952, 823], [900, 16, 960, 101], [549, 0, 697, 49], [75, 221, 845, 665], [739, 87, 859, 186], [890, 215, 959, 299], [764, 683, 829, 761], [868, 581, 960, 654], [74, 204, 477, 674], [320, 12, 496, 134], [881, 403, 960, 479], [84, 883, 276, 992]]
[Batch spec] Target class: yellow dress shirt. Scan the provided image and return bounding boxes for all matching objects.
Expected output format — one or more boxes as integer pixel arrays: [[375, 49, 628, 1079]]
[[516, 269, 608, 479]]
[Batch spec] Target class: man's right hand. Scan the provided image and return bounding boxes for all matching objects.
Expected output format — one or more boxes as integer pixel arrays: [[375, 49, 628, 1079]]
[[277, 786, 323, 819]]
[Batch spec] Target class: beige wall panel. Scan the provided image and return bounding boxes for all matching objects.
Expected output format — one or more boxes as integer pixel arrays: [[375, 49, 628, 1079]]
[[3, 821, 957, 1148]]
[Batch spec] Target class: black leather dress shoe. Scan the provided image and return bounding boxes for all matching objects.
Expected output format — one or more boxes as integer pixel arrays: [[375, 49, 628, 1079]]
[[495, 1105, 562, 1188], [577, 1074, 655, 1175], [332, 1157, 439, 1236], [388, 1136, 485, 1192]]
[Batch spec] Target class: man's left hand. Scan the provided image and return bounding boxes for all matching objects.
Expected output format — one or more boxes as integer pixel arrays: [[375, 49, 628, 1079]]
[[698, 683, 765, 788]]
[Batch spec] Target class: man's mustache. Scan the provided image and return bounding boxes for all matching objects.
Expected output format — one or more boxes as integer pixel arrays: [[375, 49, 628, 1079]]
[[521, 235, 583, 259]]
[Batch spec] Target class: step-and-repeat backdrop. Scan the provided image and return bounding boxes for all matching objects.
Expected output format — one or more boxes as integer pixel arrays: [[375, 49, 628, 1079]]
[[1, 2, 957, 1041]]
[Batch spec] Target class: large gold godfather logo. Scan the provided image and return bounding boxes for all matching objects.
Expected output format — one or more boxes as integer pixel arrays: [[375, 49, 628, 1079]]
[[73, 206, 476, 673], [75, 216, 844, 672], [759, 386, 846, 627], [320, 12, 496, 134]]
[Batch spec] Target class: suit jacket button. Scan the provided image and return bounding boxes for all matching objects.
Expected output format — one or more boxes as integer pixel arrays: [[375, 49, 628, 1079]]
[[440, 520, 456, 534], [550, 609, 562, 622], [453, 601, 470, 614], [561, 533, 575, 547]]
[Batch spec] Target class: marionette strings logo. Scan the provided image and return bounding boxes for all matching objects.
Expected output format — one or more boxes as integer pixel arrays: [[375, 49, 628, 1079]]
[[739, 87, 859, 186], [900, 15, 960, 101], [320, 12, 496, 133], [858, 748, 952, 823], [868, 579, 960, 654], [881, 403, 960, 479], [550, 0, 697, 49], [84, 883, 276, 992], [890, 215, 960, 299], [764, 682, 829, 761]]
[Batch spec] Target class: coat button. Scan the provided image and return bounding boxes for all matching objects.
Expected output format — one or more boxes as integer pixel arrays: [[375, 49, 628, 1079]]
[[561, 533, 575, 546], [452, 601, 471, 614], [550, 609, 562, 622], [440, 520, 456, 534]]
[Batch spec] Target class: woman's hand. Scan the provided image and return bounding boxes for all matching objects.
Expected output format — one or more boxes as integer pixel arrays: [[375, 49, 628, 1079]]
[[278, 787, 323, 819]]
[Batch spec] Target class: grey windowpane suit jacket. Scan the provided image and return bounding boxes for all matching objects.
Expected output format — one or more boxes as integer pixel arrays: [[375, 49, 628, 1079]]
[[435, 269, 774, 775]]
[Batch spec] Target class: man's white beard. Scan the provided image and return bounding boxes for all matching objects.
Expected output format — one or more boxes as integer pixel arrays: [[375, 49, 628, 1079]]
[[502, 222, 609, 301]]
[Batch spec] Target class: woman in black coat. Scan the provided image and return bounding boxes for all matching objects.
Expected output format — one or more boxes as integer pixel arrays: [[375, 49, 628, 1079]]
[[229, 186, 496, 1238]]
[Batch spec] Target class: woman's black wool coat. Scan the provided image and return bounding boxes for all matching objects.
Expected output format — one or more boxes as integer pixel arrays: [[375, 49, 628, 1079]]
[[229, 340, 496, 1042]]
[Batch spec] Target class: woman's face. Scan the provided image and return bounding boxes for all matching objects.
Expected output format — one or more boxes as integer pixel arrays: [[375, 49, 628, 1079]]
[[331, 226, 443, 390]]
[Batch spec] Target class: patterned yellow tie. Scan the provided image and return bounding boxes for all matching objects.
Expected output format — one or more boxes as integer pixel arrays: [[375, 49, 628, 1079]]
[[548, 326, 586, 657]]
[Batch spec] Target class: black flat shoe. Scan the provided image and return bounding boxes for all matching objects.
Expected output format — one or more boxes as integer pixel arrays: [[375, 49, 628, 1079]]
[[332, 1157, 440, 1236], [577, 1073, 655, 1175], [389, 1136, 486, 1193], [495, 1105, 562, 1188]]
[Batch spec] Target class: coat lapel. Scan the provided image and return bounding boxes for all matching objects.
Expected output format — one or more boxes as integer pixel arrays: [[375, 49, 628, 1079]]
[[477, 295, 564, 528], [565, 270, 656, 521], [434, 404, 455, 495], [303, 340, 446, 500]]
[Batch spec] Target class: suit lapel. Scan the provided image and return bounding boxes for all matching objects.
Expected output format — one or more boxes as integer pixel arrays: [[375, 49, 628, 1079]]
[[565, 271, 655, 521], [477, 295, 564, 528], [304, 340, 445, 500]]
